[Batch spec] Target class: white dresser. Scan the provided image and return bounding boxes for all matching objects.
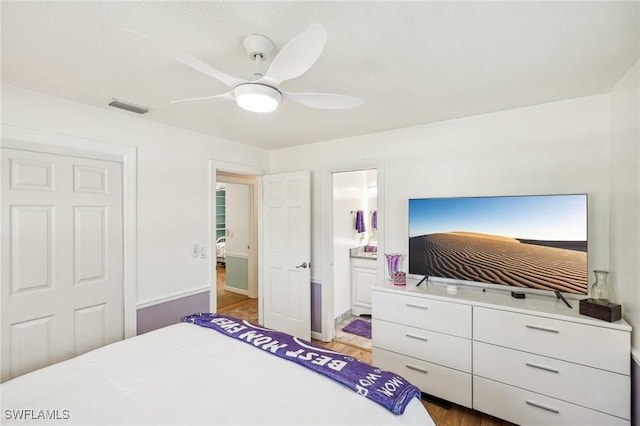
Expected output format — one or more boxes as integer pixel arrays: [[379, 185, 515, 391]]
[[372, 279, 632, 425]]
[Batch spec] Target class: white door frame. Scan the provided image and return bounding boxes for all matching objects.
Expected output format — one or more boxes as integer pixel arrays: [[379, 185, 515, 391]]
[[0, 125, 138, 338], [320, 158, 385, 342], [216, 174, 258, 296], [209, 161, 264, 317]]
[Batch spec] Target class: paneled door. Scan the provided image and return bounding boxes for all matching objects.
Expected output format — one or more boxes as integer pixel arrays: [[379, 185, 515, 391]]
[[262, 171, 311, 340], [1, 148, 124, 382]]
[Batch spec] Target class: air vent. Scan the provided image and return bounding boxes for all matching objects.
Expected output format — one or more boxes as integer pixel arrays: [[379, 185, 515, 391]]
[[108, 99, 150, 115]]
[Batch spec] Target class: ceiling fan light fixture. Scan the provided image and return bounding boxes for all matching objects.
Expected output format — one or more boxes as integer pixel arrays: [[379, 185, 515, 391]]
[[234, 84, 281, 113]]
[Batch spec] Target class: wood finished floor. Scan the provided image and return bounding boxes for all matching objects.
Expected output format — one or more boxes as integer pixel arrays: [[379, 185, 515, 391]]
[[217, 298, 514, 426]]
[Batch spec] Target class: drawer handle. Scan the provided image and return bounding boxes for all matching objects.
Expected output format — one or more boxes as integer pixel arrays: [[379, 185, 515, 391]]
[[526, 324, 559, 334], [406, 364, 428, 374], [406, 333, 429, 342], [526, 400, 560, 414], [406, 303, 429, 310], [526, 362, 559, 374]]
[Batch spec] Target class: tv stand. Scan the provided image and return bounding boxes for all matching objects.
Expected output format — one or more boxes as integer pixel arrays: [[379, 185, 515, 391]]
[[554, 290, 573, 309], [415, 275, 428, 287], [372, 280, 631, 425]]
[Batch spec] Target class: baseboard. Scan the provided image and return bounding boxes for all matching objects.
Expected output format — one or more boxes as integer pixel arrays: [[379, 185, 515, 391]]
[[224, 286, 248, 296], [334, 309, 352, 326]]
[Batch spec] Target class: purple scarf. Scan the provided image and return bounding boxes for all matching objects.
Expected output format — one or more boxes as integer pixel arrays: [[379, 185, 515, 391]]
[[181, 313, 420, 415]]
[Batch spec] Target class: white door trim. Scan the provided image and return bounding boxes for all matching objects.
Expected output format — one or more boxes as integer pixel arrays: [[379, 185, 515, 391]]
[[209, 160, 264, 317], [320, 158, 385, 342], [0, 125, 138, 338]]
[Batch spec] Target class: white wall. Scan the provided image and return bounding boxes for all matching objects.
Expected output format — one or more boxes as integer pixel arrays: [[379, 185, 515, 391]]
[[1, 85, 269, 307], [610, 59, 640, 354], [270, 94, 611, 317]]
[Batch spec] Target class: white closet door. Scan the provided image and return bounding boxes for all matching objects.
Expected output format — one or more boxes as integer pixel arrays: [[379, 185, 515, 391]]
[[1, 148, 124, 382]]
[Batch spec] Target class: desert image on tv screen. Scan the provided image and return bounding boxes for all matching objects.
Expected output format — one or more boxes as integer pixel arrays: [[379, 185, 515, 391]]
[[409, 195, 588, 294]]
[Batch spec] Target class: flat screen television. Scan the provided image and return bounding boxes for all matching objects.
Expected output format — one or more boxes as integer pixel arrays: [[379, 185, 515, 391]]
[[408, 194, 588, 295]]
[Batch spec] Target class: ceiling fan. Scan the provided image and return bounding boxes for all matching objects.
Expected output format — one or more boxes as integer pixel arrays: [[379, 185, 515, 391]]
[[125, 24, 363, 113]]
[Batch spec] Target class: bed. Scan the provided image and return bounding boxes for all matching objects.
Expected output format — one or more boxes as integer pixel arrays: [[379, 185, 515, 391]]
[[1, 315, 434, 425], [216, 236, 226, 264]]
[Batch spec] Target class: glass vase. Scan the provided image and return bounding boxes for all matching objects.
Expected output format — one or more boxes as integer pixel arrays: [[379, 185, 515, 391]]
[[591, 270, 610, 302], [385, 253, 402, 280]]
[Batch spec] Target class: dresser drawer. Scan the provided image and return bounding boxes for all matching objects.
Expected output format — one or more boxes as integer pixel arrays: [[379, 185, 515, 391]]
[[473, 376, 629, 426], [373, 319, 471, 372], [473, 341, 630, 419], [372, 291, 471, 338], [373, 347, 472, 408], [473, 307, 630, 374]]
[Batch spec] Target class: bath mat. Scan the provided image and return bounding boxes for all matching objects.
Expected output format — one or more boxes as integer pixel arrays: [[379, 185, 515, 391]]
[[341, 318, 371, 339]]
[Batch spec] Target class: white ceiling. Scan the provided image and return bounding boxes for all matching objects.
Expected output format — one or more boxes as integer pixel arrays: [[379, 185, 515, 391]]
[[2, 1, 638, 150]]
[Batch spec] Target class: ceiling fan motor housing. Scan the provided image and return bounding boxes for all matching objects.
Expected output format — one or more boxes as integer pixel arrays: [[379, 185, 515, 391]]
[[242, 34, 275, 60]]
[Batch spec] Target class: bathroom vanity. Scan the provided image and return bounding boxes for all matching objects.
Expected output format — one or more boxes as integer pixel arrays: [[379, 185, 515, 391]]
[[350, 247, 377, 315]]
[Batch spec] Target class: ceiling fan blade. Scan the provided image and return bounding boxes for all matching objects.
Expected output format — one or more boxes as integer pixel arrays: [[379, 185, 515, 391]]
[[285, 92, 364, 110], [170, 91, 235, 104], [258, 24, 327, 86], [124, 29, 243, 88]]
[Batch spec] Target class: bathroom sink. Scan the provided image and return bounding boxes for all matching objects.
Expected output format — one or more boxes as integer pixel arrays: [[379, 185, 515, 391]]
[[353, 252, 377, 260]]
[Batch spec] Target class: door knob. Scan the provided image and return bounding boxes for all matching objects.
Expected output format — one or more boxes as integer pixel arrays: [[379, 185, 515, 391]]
[[296, 262, 309, 269]]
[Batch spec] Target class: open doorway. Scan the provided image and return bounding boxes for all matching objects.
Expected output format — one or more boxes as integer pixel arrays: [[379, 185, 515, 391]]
[[330, 169, 378, 349], [213, 170, 259, 322], [215, 181, 248, 309]]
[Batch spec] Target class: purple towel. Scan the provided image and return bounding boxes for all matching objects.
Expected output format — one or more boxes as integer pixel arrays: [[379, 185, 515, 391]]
[[182, 313, 420, 415], [371, 210, 377, 230], [355, 210, 366, 233]]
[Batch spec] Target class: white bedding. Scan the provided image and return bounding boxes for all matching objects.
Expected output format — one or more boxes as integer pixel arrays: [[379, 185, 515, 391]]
[[1, 322, 434, 425]]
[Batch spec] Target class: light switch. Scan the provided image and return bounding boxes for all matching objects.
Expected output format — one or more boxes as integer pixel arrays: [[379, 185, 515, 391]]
[[192, 243, 200, 258], [200, 246, 208, 259]]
